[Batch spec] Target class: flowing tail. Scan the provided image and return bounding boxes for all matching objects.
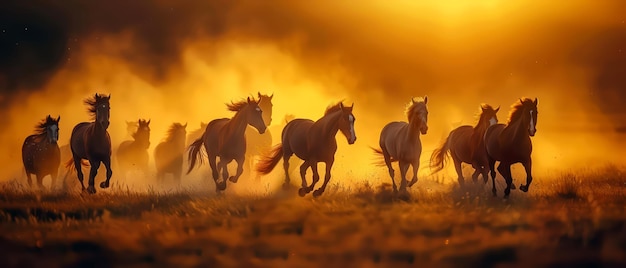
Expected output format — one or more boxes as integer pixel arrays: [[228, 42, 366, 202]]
[[429, 136, 451, 175], [256, 144, 283, 175], [186, 138, 206, 175], [370, 146, 396, 167]]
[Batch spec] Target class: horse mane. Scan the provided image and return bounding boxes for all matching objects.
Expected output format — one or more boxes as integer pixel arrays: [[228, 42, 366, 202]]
[[324, 101, 346, 115], [84, 93, 109, 120], [406, 97, 426, 122], [164, 123, 186, 142], [34, 116, 57, 136], [226, 97, 256, 112], [507, 98, 534, 124]]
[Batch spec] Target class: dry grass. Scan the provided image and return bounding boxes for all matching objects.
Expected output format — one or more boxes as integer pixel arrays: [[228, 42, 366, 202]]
[[1, 165, 626, 267]]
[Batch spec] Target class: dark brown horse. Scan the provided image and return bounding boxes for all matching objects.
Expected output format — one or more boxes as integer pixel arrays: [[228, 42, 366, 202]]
[[372, 97, 428, 193], [66, 93, 112, 194], [116, 119, 151, 179], [245, 92, 274, 181], [187, 97, 267, 192], [256, 101, 357, 197], [154, 122, 187, 183], [484, 98, 538, 198], [430, 104, 500, 187], [22, 115, 61, 189]]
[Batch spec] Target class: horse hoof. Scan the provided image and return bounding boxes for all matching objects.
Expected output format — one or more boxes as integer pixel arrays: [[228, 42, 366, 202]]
[[397, 190, 410, 201], [312, 189, 323, 197], [228, 176, 238, 183], [520, 185, 528, 192], [218, 182, 227, 191], [99, 181, 109, 189], [298, 188, 307, 197], [408, 179, 418, 187]]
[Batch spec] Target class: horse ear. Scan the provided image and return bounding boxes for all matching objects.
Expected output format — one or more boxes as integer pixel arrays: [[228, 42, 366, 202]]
[[495, 106, 500, 113], [258, 92, 261, 98], [247, 96, 251, 103], [147, 119, 151, 125], [183, 122, 187, 128], [411, 97, 416, 104], [57, 116, 61, 122], [107, 94, 111, 99], [424, 95, 428, 104], [534, 98, 538, 105], [270, 93, 274, 99], [339, 102, 344, 109]]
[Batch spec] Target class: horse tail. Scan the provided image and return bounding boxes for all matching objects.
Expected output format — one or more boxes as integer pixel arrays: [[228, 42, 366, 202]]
[[370, 146, 396, 167], [256, 144, 283, 175], [186, 138, 205, 174], [429, 135, 452, 175]]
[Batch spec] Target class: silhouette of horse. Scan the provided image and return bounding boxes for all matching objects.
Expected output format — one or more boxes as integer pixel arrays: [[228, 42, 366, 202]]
[[154, 122, 187, 183], [125, 120, 138, 139], [187, 97, 267, 192], [430, 104, 500, 187], [256, 101, 357, 197], [186, 122, 207, 148], [245, 92, 274, 180], [66, 93, 112, 194], [372, 97, 428, 193], [22, 115, 61, 189], [484, 98, 538, 198], [116, 119, 151, 179]]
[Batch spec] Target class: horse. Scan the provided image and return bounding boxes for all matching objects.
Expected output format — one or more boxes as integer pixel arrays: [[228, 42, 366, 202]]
[[372, 97, 428, 194], [429, 104, 500, 187], [256, 101, 357, 197], [116, 119, 151, 179], [22, 115, 61, 190], [66, 93, 113, 194], [244, 92, 274, 180], [187, 96, 267, 192], [154, 122, 187, 183], [484, 97, 538, 198]]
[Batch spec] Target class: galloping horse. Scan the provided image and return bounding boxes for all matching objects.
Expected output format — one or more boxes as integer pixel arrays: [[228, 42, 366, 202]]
[[372, 97, 428, 193], [430, 104, 500, 187], [484, 98, 538, 198], [187, 97, 267, 192], [154, 122, 187, 183], [67, 93, 113, 194], [116, 119, 151, 179], [22, 115, 61, 189], [256, 101, 357, 197], [245, 92, 274, 180]]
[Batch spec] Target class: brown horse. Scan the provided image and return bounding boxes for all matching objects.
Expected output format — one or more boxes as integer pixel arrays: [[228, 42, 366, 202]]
[[66, 93, 112, 194], [484, 98, 538, 198], [372, 97, 428, 193], [154, 122, 187, 183], [116, 119, 151, 179], [244, 92, 274, 181], [187, 97, 267, 192], [256, 101, 357, 197], [22, 115, 61, 190], [430, 104, 500, 187]]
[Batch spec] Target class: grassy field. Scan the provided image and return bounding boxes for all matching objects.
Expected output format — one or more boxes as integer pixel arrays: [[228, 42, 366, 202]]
[[1, 165, 626, 267]]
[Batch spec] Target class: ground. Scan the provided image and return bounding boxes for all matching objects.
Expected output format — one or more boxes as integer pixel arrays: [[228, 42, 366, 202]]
[[1, 165, 626, 267]]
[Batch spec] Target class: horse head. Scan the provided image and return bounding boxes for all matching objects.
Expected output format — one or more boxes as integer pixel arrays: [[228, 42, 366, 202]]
[[408, 96, 429, 135], [257, 91, 274, 126], [523, 98, 538, 137], [45, 115, 60, 143], [247, 96, 267, 134], [93, 93, 111, 130], [134, 119, 151, 148], [337, 102, 357, 145], [480, 104, 500, 127]]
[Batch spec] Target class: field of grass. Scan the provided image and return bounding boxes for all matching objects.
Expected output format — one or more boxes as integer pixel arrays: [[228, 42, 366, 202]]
[[1, 165, 626, 267]]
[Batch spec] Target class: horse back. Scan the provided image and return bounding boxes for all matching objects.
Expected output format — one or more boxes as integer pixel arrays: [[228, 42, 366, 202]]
[[282, 119, 314, 158], [22, 134, 60, 174]]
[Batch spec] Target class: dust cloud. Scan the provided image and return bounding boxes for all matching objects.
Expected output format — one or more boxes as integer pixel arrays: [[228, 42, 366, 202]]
[[1, 0, 625, 190]]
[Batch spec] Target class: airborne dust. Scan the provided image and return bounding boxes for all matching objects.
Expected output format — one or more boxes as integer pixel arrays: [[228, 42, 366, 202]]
[[1, 1, 625, 193]]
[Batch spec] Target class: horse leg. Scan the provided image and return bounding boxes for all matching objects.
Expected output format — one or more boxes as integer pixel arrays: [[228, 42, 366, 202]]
[[497, 162, 513, 198], [382, 149, 397, 192], [51, 169, 59, 191], [305, 162, 321, 195], [100, 157, 113, 189], [216, 159, 229, 192], [25, 172, 33, 188], [229, 157, 244, 183], [519, 158, 533, 192], [282, 153, 293, 189], [313, 160, 334, 198], [74, 158, 85, 191], [298, 160, 311, 196], [452, 155, 465, 188], [36, 174, 45, 190], [87, 161, 101, 194], [408, 160, 419, 187], [398, 160, 410, 193], [208, 155, 219, 183]]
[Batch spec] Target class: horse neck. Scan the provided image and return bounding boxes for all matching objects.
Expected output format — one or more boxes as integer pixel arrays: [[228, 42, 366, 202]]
[[406, 117, 421, 140], [313, 111, 341, 141], [503, 114, 529, 143], [91, 121, 108, 137], [227, 108, 249, 138]]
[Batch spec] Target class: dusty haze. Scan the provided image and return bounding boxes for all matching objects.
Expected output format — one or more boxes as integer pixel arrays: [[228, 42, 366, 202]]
[[1, 0, 625, 190]]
